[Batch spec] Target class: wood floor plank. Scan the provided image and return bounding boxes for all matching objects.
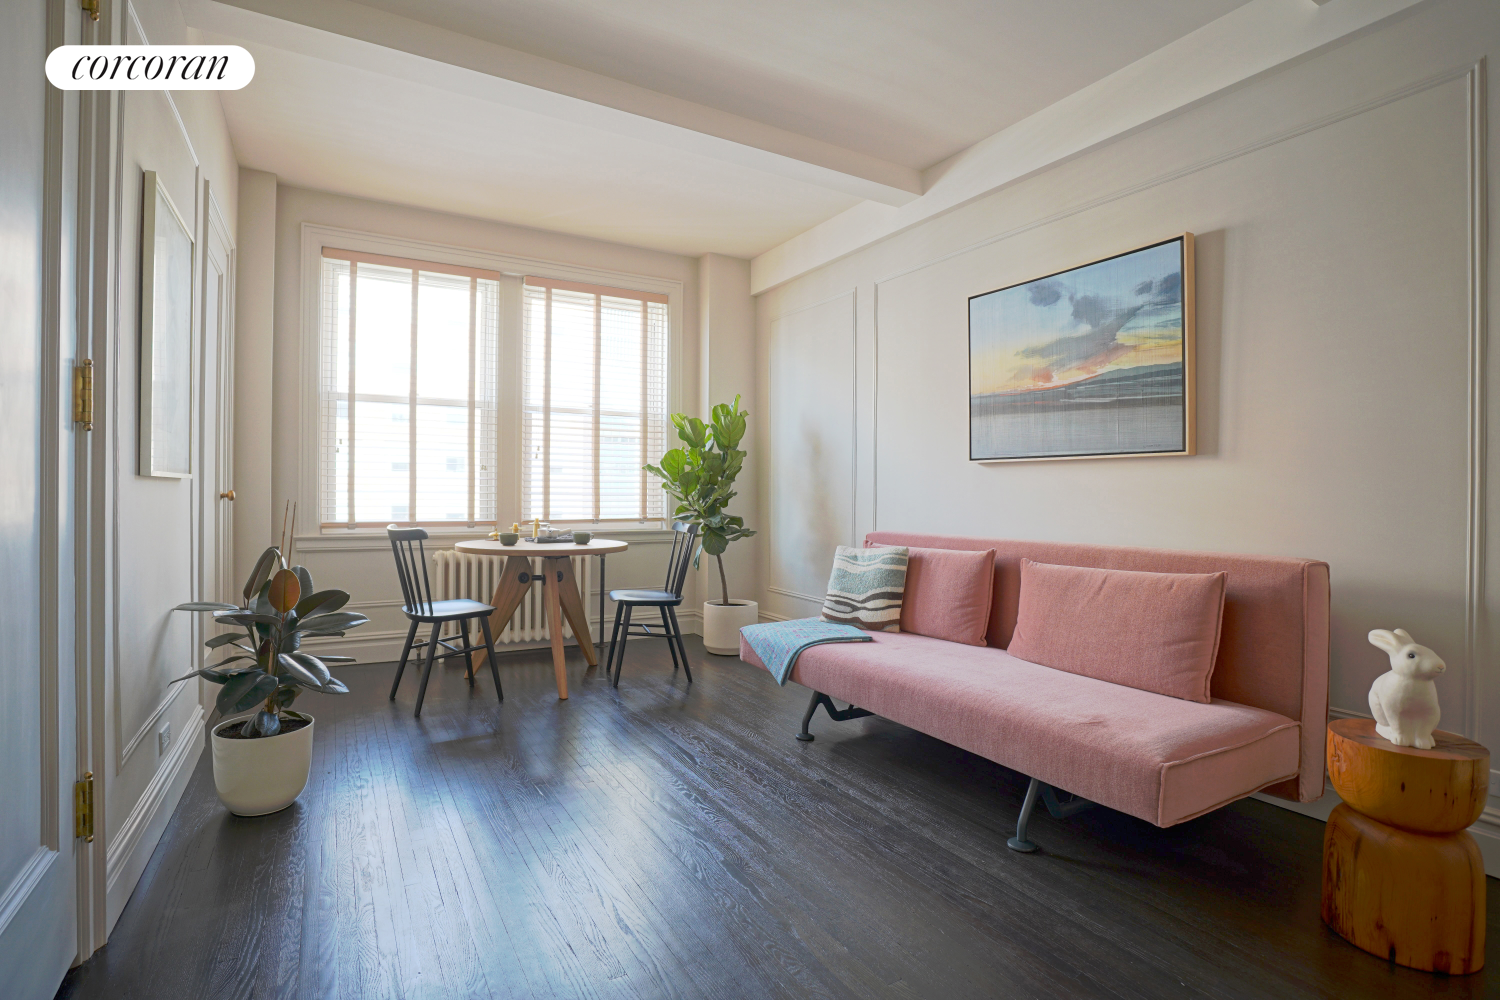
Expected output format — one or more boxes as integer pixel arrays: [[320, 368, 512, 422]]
[[57, 639, 1500, 1000]]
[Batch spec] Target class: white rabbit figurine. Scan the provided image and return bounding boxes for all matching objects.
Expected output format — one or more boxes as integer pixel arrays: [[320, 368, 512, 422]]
[[1367, 628, 1445, 750]]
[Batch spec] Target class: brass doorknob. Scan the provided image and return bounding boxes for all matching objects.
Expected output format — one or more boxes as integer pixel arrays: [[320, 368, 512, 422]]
[[220, 490, 235, 501]]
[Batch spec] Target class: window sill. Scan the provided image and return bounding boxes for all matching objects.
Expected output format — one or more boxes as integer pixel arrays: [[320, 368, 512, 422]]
[[294, 524, 677, 552]]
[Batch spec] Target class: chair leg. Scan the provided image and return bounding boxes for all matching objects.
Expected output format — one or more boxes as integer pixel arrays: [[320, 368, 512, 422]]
[[667, 605, 691, 684], [459, 619, 476, 687], [612, 605, 633, 688], [390, 620, 419, 701], [413, 621, 443, 718], [608, 602, 628, 681], [606, 601, 625, 675], [660, 607, 681, 671], [478, 614, 502, 704]]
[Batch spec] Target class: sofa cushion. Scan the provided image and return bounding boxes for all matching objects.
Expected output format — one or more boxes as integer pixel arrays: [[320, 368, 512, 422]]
[[899, 546, 995, 646], [1006, 559, 1226, 703], [821, 545, 909, 632], [740, 630, 1299, 827]]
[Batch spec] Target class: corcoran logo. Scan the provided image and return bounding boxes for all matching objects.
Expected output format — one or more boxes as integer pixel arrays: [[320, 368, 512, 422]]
[[46, 45, 255, 90]]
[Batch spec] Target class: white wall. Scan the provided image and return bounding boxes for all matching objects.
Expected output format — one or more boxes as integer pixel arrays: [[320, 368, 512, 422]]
[[249, 185, 709, 660], [755, 0, 1500, 852]]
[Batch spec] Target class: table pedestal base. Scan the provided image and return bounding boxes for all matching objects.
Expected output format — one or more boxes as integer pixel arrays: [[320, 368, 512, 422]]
[[1322, 802, 1485, 974], [480, 554, 598, 700]]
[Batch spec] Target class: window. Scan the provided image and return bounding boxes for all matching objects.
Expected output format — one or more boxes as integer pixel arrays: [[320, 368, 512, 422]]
[[317, 244, 672, 530], [522, 278, 668, 523], [319, 249, 500, 527]]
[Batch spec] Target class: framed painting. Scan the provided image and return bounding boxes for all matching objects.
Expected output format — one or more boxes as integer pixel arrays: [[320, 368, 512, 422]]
[[969, 233, 1195, 463], [139, 169, 194, 478]]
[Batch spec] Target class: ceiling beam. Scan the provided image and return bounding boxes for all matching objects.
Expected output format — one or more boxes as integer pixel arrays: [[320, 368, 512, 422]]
[[749, 0, 1435, 293], [182, 0, 923, 207]]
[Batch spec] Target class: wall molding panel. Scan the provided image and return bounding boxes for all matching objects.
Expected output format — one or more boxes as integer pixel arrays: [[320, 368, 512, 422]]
[[1463, 59, 1488, 741], [104, 703, 202, 927], [763, 290, 857, 618], [116, 682, 186, 773]]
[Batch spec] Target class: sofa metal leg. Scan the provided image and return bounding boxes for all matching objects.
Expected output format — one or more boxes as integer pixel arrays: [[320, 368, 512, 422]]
[[1008, 777, 1096, 853], [795, 691, 874, 742], [796, 691, 821, 741], [1008, 778, 1042, 852]]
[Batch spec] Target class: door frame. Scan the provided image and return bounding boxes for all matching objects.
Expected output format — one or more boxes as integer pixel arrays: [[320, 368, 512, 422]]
[[72, 0, 118, 962]]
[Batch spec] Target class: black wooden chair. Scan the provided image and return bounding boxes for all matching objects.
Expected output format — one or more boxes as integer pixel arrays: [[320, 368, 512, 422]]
[[606, 521, 699, 687], [387, 526, 503, 717]]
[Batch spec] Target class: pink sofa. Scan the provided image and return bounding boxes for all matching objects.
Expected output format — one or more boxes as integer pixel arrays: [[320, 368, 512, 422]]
[[740, 532, 1330, 849]]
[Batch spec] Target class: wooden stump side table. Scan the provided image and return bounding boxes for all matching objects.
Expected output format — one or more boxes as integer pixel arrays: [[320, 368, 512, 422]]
[[1321, 718, 1488, 974]]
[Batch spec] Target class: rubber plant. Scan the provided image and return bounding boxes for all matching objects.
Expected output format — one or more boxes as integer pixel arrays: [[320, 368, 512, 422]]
[[169, 546, 368, 737], [644, 394, 756, 606]]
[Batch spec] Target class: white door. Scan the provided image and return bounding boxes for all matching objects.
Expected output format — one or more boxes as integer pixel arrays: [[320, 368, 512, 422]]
[[0, 2, 83, 998]]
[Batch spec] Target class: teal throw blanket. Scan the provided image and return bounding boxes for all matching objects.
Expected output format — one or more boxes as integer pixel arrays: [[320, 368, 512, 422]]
[[740, 618, 873, 686]]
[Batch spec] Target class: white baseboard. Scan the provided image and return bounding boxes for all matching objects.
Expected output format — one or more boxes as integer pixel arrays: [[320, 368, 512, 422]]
[[105, 703, 204, 934], [1254, 705, 1500, 878]]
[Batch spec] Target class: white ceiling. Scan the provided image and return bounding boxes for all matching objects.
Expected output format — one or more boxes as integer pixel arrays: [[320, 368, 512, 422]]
[[193, 0, 1254, 258], [209, 35, 862, 258]]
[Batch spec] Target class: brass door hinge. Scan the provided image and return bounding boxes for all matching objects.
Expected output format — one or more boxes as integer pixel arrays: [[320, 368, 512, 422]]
[[73, 359, 93, 431], [82, 0, 100, 21], [74, 772, 94, 843]]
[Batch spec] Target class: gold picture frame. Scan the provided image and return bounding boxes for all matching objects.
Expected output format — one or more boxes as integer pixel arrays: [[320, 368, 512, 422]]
[[968, 233, 1195, 463]]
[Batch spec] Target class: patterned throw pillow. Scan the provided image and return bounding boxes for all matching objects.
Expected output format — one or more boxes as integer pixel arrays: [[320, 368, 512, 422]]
[[821, 545, 910, 632]]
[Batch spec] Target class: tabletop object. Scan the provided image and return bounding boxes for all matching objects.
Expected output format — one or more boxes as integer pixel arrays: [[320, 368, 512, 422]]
[[454, 538, 628, 700], [1321, 718, 1487, 974]]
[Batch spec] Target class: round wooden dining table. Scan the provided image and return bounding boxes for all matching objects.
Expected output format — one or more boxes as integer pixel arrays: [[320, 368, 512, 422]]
[[453, 537, 629, 700]]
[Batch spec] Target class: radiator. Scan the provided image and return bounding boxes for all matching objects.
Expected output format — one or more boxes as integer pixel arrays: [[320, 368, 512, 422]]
[[429, 550, 592, 645]]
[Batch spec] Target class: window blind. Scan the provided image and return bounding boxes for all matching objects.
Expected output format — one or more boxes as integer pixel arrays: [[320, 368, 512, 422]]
[[319, 248, 501, 528], [522, 277, 668, 523]]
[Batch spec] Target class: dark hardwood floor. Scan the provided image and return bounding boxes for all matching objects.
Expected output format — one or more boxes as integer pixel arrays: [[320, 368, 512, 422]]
[[57, 637, 1497, 1000]]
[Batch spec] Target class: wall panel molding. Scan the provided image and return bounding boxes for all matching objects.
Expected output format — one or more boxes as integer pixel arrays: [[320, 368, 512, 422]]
[[765, 586, 823, 604], [764, 290, 857, 605], [116, 682, 185, 772], [1462, 59, 1488, 740], [104, 704, 202, 901]]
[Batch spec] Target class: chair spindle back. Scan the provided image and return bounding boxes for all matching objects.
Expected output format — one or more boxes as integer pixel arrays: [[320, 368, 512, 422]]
[[388, 525, 434, 615], [663, 521, 700, 599]]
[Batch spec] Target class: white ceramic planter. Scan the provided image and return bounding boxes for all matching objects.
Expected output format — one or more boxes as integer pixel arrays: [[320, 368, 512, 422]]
[[702, 600, 759, 655], [211, 711, 315, 817]]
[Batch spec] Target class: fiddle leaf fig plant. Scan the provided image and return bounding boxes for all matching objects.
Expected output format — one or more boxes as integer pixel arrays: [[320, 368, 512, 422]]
[[644, 394, 756, 606], [170, 545, 368, 738]]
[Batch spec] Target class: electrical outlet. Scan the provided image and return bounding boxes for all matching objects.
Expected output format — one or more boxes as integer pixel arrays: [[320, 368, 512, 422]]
[[157, 722, 172, 757]]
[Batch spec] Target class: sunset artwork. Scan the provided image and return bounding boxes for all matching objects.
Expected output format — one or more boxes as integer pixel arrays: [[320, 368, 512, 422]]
[[969, 235, 1194, 462]]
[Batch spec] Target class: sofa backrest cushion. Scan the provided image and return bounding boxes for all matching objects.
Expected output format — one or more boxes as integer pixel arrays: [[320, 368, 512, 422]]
[[1006, 558, 1226, 702], [900, 547, 995, 646], [864, 531, 1330, 804]]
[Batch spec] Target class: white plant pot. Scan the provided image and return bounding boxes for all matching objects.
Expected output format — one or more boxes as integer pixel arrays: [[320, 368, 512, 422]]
[[702, 600, 759, 655], [211, 712, 315, 817]]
